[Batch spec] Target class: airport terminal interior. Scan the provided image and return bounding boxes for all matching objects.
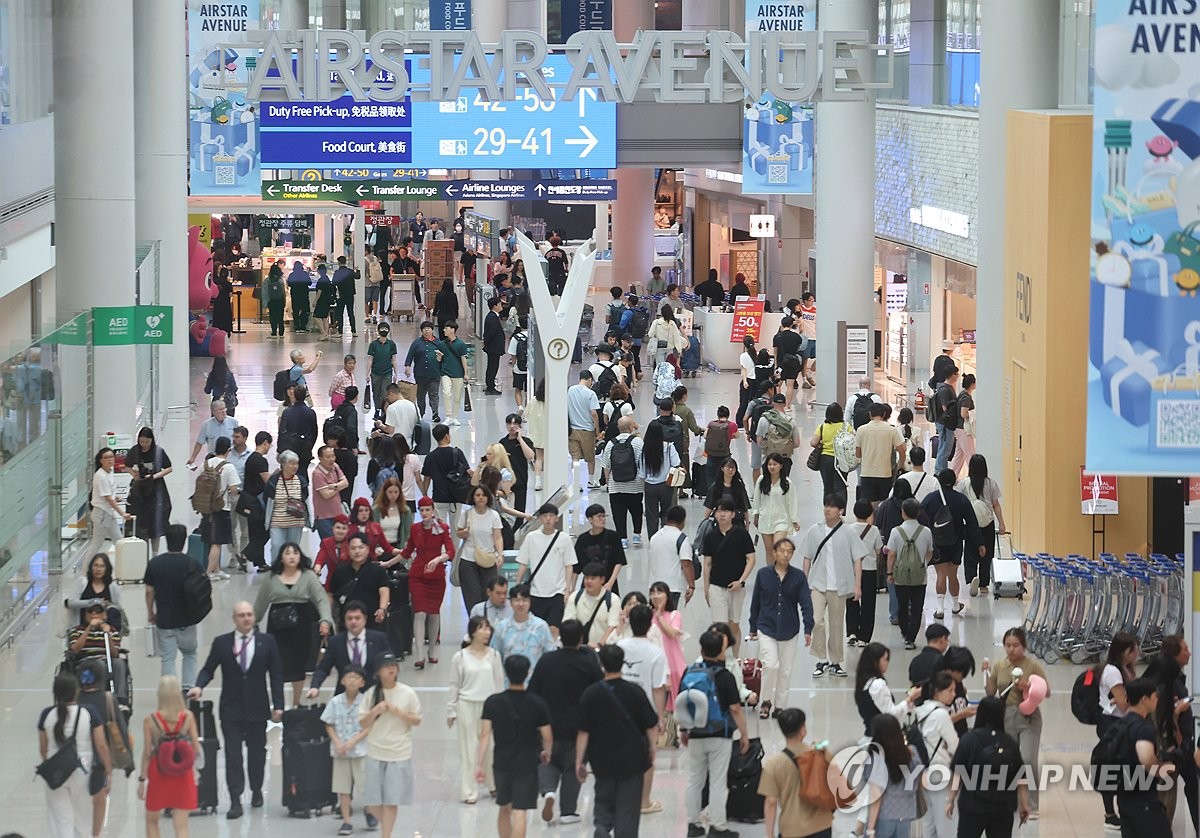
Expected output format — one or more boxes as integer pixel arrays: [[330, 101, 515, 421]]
[[2, 0, 1198, 836]]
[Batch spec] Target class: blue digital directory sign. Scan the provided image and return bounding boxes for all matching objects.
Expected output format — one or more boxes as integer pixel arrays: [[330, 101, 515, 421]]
[[260, 132, 413, 167]]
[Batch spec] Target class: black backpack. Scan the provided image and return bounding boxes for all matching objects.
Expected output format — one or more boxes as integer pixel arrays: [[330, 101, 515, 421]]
[[937, 382, 959, 430], [1071, 667, 1102, 725], [931, 489, 958, 548], [182, 561, 213, 625], [1090, 716, 1139, 789], [852, 393, 874, 430], [273, 368, 292, 402], [747, 398, 773, 440], [609, 437, 638, 483], [605, 401, 629, 439], [629, 308, 650, 339], [657, 417, 684, 449], [594, 363, 618, 400], [513, 331, 529, 372]]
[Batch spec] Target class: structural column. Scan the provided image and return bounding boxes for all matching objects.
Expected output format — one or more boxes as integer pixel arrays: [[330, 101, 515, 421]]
[[53, 0, 138, 440], [134, 0, 191, 518], [975, 0, 1058, 465], [682, 0, 729, 33], [908, 0, 947, 106], [509, 0, 547, 35], [611, 0, 656, 292], [280, 0, 308, 30], [468, 3, 510, 229], [814, 0, 877, 407]]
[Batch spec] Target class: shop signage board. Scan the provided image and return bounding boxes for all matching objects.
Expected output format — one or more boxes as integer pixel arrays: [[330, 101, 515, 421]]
[[188, 213, 213, 246], [187, 0, 261, 197], [261, 178, 617, 202], [741, 3, 815, 196], [559, 0, 611, 40], [93, 306, 174, 346], [1081, 468, 1119, 515], [1086, 1, 1200, 475], [729, 300, 766, 343], [367, 216, 406, 226], [429, 0, 471, 30], [844, 324, 871, 399]]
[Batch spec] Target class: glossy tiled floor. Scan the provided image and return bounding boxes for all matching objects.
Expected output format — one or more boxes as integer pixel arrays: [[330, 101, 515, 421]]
[[0, 292, 1191, 837]]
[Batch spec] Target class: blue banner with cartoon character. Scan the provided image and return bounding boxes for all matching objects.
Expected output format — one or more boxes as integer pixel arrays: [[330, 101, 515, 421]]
[[187, 0, 260, 196], [1088, 1, 1200, 474], [741, 3, 814, 195]]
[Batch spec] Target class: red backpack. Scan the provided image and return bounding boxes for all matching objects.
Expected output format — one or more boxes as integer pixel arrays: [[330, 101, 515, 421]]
[[154, 712, 195, 777]]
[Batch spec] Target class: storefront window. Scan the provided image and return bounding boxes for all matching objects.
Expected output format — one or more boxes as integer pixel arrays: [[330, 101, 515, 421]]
[[877, 0, 911, 103], [945, 0, 981, 107]]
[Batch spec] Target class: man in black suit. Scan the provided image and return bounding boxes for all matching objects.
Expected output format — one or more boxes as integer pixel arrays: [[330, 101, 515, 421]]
[[278, 385, 319, 469], [188, 600, 285, 820], [306, 600, 390, 697], [482, 296, 507, 395]]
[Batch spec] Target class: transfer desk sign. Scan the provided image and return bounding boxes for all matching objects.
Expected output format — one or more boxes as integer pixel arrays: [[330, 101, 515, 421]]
[[1087, 1, 1200, 475]]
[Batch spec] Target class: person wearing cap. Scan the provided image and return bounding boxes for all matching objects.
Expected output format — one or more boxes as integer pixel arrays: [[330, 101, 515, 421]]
[[359, 651, 422, 838], [312, 445, 351, 542], [932, 338, 958, 388], [399, 497, 454, 668], [367, 324, 400, 419], [515, 503, 576, 636], [499, 414, 536, 514]]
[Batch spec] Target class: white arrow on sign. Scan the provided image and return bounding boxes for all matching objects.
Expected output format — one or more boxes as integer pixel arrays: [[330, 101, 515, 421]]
[[578, 87, 597, 119], [266, 184, 279, 197], [445, 185, 458, 197], [356, 184, 369, 197], [534, 184, 546, 196], [565, 126, 598, 158]]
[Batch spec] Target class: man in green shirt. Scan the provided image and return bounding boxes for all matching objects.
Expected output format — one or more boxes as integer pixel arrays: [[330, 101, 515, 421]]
[[436, 322, 470, 426], [366, 324, 399, 420]]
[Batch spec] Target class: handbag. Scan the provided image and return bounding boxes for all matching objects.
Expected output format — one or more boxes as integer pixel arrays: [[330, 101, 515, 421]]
[[806, 445, 822, 472], [36, 709, 83, 790], [268, 602, 302, 631], [280, 477, 307, 519], [790, 746, 839, 812], [668, 466, 686, 487], [449, 537, 465, 587], [656, 713, 679, 749], [104, 693, 134, 774]]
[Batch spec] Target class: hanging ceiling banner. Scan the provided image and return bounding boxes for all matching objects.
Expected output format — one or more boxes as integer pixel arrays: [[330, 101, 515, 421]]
[[1087, 0, 1200, 474], [560, 0, 612, 41], [741, 2, 815, 195], [429, 0, 471, 30], [187, 0, 261, 197]]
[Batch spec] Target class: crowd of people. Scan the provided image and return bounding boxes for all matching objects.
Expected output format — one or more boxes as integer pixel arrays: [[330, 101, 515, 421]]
[[40, 277, 1192, 838]]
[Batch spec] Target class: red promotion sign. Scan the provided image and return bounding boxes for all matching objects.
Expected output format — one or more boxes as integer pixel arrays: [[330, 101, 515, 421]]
[[729, 300, 766, 343], [1080, 468, 1119, 515]]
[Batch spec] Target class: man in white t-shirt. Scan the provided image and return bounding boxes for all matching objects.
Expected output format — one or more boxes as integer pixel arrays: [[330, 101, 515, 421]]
[[516, 503, 576, 637], [884, 498, 934, 649], [616, 603, 668, 814], [375, 383, 418, 444], [200, 436, 242, 581], [563, 563, 620, 647], [799, 496, 866, 678], [896, 446, 937, 503], [647, 505, 694, 608], [847, 499, 884, 647]]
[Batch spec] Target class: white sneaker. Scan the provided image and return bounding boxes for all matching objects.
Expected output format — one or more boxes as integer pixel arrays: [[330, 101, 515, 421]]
[[534, 475, 543, 490], [558, 814, 581, 824], [448, 417, 461, 426], [208, 571, 230, 581], [587, 480, 601, 490]]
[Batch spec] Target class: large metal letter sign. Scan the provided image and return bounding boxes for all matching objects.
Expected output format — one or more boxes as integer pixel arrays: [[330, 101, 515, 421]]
[[516, 230, 596, 495]]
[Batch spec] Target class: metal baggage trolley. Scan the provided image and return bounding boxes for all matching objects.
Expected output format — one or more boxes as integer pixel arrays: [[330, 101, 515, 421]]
[[390, 273, 417, 322]]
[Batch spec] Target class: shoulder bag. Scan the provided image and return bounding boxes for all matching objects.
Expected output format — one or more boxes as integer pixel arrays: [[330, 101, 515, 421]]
[[526, 531, 562, 585], [36, 708, 84, 789], [282, 478, 307, 519], [809, 522, 843, 566]]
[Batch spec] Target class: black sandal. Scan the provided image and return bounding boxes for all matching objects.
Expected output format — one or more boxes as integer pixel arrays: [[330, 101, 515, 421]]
[[759, 701, 773, 720]]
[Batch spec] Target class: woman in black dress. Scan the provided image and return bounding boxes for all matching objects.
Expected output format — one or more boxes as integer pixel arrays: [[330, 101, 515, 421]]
[[432, 278, 459, 339], [211, 266, 234, 335], [123, 426, 173, 553], [203, 356, 238, 416], [252, 542, 332, 706]]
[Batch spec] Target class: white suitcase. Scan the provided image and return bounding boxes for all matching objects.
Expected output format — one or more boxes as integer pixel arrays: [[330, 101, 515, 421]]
[[114, 525, 149, 584], [991, 533, 1025, 599]]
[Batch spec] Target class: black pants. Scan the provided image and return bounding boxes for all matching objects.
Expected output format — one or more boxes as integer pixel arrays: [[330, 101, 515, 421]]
[[289, 287, 309, 331], [511, 482, 528, 514], [846, 569, 877, 642], [244, 504, 269, 568], [484, 351, 502, 391], [1117, 794, 1172, 837], [819, 454, 848, 508], [735, 382, 754, 426], [1097, 715, 1119, 816], [643, 482, 675, 539], [334, 297, 356, 333], [593, 772, 643, 837], [609, 491, 644, 540], [221, 719, 267, 798], [1184, 748, 1200, 835], [538, 740, 581, 816], [267, 300, 285, 335], [965, 522, 996, 587], [630, 343, 642, 375], [957, 805, 1014, 838], [896, 583, 924, 643], [457, 560, 497, 614]]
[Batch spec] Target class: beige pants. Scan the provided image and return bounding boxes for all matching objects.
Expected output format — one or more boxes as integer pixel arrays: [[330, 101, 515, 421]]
[[568, 429, 597, 475], [455, 698, 492, 799], [441, 376, 465, 421], [810, 589, 847, 665]]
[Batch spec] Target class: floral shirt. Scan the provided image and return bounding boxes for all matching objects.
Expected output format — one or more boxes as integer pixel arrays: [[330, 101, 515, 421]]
[[492, 615, 557, 671], [321, 691, 368, 759]]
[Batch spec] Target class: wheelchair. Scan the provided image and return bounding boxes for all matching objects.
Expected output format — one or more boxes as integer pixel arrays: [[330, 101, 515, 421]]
[[59, 609, 133, 723]]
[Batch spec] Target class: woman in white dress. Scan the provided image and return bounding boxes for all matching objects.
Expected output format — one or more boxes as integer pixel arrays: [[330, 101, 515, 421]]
[[446, 615, 503, 803], [523, 380, 547, 490], [751, 453, 800, 555]]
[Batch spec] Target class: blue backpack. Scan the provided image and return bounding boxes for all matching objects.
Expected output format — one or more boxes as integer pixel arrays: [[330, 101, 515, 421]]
[[371, 463, 399, 495], [675, 662, 728, 736]]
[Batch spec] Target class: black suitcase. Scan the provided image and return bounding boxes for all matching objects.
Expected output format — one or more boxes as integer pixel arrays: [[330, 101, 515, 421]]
[[725, 737, 766, 823], [189, 700, 221, 815], [386, 603, 414, 658], [691, 462, 709, 497], [281, 706, 337, 817]]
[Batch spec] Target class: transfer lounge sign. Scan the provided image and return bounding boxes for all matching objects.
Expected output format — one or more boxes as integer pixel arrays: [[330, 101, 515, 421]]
[[93, 306, 175, 346]]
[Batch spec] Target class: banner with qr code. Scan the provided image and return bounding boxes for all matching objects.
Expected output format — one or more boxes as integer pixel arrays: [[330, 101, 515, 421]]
[[740, 3, 814, 195], [1086, 0, 1200, 474], [187, 0, 261, 197]]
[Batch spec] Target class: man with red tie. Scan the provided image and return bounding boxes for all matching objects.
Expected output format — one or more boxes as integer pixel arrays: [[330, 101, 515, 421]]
[[307, 600, 391, 697], [188, 600, 285, 820]]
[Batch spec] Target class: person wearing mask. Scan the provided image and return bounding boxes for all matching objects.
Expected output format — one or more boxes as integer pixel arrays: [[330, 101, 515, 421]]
[[528, 618, 604, 825], [702, 499, 757, 645], [759, 708, 838, 838], [984, 627, 1049, 821], [145, 525, 204, 689], [278, 384, 319, 469], [187, 602, 285, 820], [447, 615, 504, 804], [482, 296, 507, 395], [39, 672, 112, 838], [403, 321, 444, 422], [945, 696, 1033, 837], [265, 262, 287, 337], [801, 495, 867, 679], [854, 642, 921, 734], [798, 292, 817, 388], [367, 324, 399, 419], [748, 538, 814, 719], [567, 370, 603, 491], [287, 260, 312, 332], [885, 497, 933, 649], [921, 469, 984, 620]]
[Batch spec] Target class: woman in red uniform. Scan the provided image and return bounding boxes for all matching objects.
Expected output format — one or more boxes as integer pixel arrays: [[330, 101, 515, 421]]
[[400, 497, 454, 669], [348, 497, 402, 566]]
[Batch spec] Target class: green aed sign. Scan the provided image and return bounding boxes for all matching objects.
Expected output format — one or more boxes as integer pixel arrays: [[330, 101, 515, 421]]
[[93, 306, 174, 345]]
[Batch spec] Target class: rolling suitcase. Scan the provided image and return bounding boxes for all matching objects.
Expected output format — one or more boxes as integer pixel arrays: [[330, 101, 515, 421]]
[[681, 334, 702, 377], [189, 699, 221, 815], [281, 705, 337, 817], [411, 420, 432, 455], [740, 637, 763, 697], [725, 736, 766, 823], [386, 567, 415, 659], [114, 518, 148, 583], [187, 531, 207, 569], [991, 533, 1025, 599]]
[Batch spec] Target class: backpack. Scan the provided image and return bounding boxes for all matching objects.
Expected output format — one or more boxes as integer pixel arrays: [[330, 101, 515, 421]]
[[1071, 667, 1103, 725], [936, 383, 959, 429], [1090, 715, 1139, 780], [692, 516, 716, 579], [904, 707, 944, 768], [930, 489, 958, 548], [924, 392, 939, 423], [513, 331, 529, 372], [970, 732, 1020, 804], [746, 398, 773, 441], [704, 420, 731, 458], [629, 307, 650, 339], [605, 401, 629, 439], [657, 417, 683, 448], [609, 437, 638, 483], [607, 301, 625, 326], [323, 413, 346, 442], [594, 362, 618, 400], [181, 561, 213, 624], [154, 713, 197, 777], [851, 392, 874, 430], [273, 368, 292, 402], [966, 482, 995, 527], [444, 456, 474, 504], [760, 412, 797, 457], [190, 461, 226, 515], [892, 525, 927, 586], [676, 662, 729, 736], [371, 463, 399, 495], [833, 425, 860, 473]]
